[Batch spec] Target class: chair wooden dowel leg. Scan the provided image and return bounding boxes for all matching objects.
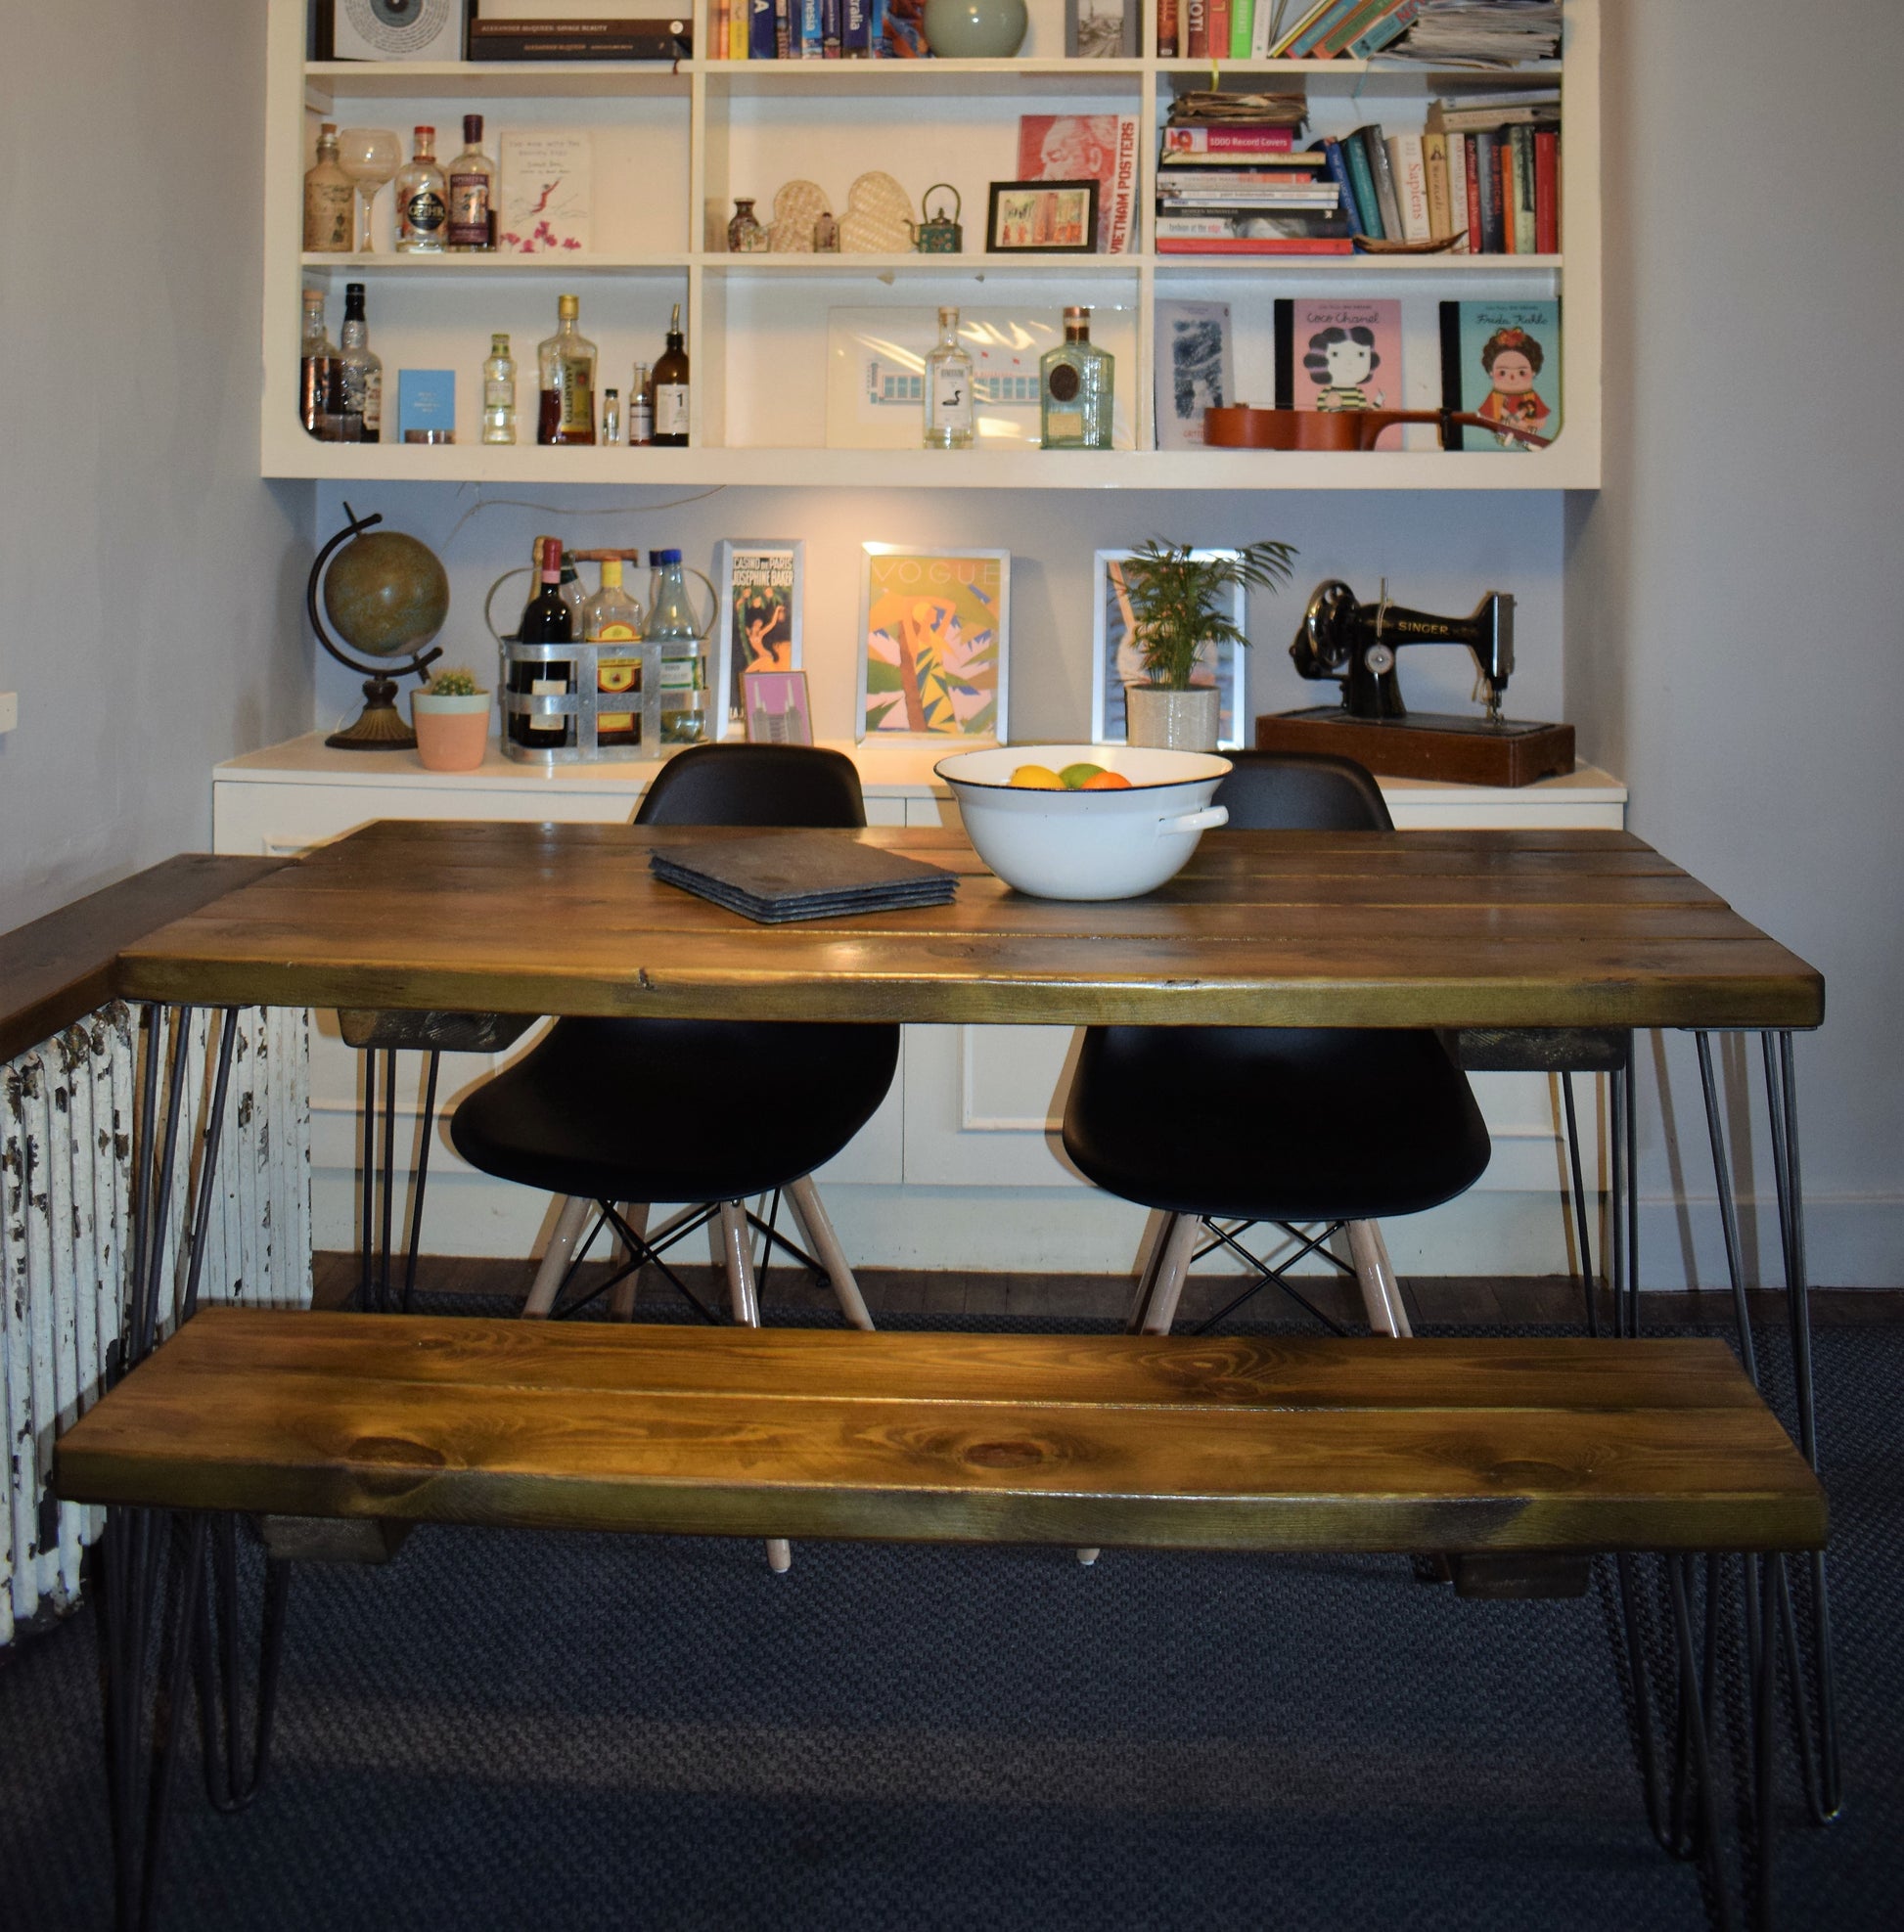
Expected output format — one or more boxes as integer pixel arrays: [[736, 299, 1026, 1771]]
[[1128, 1213, 1199, 1335], [610, 1202, 649, 1320], [766, 1539, 793, 1573], [784, 1175, 875, 1330], [1348, 1220, 1413, 1337], [522, 1195, 594, 1319]]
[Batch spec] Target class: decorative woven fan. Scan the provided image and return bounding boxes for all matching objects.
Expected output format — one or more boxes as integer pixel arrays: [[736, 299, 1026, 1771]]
[[840, 171, 916, 253], [769, 179, 828, 253]]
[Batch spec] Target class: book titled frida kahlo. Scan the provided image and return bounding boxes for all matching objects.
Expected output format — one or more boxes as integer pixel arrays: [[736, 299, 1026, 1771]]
[[1439, 300, 1561, 450]]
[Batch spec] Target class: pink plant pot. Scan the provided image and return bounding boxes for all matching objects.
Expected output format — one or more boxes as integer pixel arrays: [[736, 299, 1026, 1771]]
[[411, 694, 493, 772]]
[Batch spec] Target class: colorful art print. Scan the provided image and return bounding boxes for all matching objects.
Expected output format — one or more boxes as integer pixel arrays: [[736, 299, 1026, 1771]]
[[1091, 550, 1246, 750], [1016, 115, 1138, 253], [714, 539, 803, 727], [858, 548, 1008, 741], [986, 180, 1100, 255], [496, 130, 591, 253], [1155, 300, 1233, 452], [870, 0, 929, 56], [743, 670, 814, 747], [1454, 299, 1561, 451], [1293, 298, 1403, 449]]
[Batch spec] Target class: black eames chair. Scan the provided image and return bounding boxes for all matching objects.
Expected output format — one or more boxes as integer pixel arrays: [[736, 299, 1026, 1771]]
[[1062, 750, 1493, 1342], [449, 744, 900, 1569]]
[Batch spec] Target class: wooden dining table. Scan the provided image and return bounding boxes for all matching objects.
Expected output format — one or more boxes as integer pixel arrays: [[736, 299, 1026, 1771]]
[[106, 814, 1837, 1822]]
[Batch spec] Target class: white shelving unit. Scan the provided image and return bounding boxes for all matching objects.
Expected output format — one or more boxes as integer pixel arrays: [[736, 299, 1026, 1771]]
[[266, 0, 1598, 488]]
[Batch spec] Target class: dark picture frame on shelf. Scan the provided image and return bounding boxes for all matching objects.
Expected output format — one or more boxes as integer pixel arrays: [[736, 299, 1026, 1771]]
[[985, 181, 1101, 255]]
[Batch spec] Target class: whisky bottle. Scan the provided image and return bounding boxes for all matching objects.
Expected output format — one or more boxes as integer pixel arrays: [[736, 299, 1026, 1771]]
[[652, 305, 690, 446], [583, 558, 646, 748], [299, 289, 336, 438], [445, 115, 497, 251], [481, 334, 516, 445], [303, 123, 354, 253], [1039, 306, 1113, 451], [536, 294, 597, 445], [338, 282, 383, 444], [923, 306, 975, 450], [394, 125, 447, 253]]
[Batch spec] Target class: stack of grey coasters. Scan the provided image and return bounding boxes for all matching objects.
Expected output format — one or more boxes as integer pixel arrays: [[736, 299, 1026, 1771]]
[[650, 830, 958, 923]]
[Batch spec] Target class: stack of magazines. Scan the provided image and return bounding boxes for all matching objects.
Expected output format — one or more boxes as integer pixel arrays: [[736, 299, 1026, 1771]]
[[651, 831, 958, 924]]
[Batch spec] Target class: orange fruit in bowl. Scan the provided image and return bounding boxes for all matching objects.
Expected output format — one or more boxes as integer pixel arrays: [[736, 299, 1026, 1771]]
[[1080, 769, 1132, 789], [1010, 764, 1064, 789]]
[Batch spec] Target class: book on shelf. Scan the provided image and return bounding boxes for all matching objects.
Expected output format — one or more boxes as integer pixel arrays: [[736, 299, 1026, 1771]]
[[1156, 208, 1354, 253], [1156, 235, 1357, 255], [1157, 0, 1180, 59], [1185, 0, 1207, 58], [1160, 128, 1299, 159], [1340, 131, 1383, 241], [1438, 299, 1561, 451], [1385, 133, 1430, 242], [1155, 300, 1235, 452], [1282, 0, 1359, 55], [1207, 0, 1232, 60], [1231, 0, 1254, 60], [1276, 297, 1404, 447], [1533, 128, 1560, 253], [1019, 116, 1140, 254], [1348, 0, 1421, 57], [467, 17, 694, 60], [1315, 0, 1414, 58], [1363, 127, 1404, 241]]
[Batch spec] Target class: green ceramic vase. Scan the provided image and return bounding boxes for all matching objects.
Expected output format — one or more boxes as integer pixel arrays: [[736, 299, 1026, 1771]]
[[922, 0, 1028, 58]]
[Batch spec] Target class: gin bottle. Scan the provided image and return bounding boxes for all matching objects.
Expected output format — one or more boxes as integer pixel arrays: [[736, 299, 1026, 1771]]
[[394, 125, 447, 253], [923, 306, 975, 450], [481, 334, 517, 445], [302, 123, 353, 253], [1039, 306, 1113, 451], [445, 114, 496, 251]]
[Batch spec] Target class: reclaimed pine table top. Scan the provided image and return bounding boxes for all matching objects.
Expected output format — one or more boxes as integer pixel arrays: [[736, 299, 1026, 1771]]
[[113, 820, 1824, 1032], [55, 1309, 1829, 1553]]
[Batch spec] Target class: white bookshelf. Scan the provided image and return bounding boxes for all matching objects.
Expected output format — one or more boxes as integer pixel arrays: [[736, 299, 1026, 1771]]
[[265, 0, 1598, 490]]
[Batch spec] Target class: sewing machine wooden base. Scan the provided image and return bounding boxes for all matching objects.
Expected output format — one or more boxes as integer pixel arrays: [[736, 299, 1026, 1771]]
[[1255, 708, 1576, 788]]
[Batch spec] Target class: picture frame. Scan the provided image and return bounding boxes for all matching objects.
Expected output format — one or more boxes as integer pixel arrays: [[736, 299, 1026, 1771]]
[[1065, 0, 1139, 60], [743, 670, 814, 746], [985, 180, 1100, 255], [713, 539, 803, 733], [1153, 300, 1234, 453], [1091, 550, 1247, 750], [858, 546, 1009, 742]]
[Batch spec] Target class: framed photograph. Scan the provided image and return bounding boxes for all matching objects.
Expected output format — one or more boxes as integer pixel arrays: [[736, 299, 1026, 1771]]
[[1091, 550, 1247, 750], [858, 546, 1009, 742], [1065, 0, 1139, 61], [743, 671, 814, 747], [713, 539, 803, 732], [986, 180, 1100, 255], [1154, 300, 1234, 452]]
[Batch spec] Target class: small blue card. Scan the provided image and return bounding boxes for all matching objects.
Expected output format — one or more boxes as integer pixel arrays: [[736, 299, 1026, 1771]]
[[397, 369, 456, 441]]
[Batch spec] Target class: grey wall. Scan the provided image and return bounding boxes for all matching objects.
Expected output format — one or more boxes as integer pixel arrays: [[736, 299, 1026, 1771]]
[[1567, 1, 1904, 1284], [0, 0, 313, 928]]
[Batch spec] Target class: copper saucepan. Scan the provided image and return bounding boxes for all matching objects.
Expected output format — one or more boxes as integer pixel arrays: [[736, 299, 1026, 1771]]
[[1203, 406, 1552, 451]]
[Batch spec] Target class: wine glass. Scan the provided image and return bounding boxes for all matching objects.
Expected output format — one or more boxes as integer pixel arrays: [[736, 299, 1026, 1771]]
[[336, 128, 402, 254]]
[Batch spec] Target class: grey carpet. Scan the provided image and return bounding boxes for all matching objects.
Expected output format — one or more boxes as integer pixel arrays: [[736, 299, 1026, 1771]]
[[1, 1310, 1897, 1931]]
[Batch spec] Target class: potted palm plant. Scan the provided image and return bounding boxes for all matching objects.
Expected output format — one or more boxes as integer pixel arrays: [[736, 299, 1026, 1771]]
[[409, 667, 493, 772], [1117, 539, 1297, 751]]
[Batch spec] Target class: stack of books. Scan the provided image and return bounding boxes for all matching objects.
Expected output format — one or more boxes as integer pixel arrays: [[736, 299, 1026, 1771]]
[[1155, 124, 1352, 257], [1153, 0, 1560, 65]]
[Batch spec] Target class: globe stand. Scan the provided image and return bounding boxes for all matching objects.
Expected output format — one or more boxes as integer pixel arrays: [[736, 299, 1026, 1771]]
[[308, 502, 448, 752]]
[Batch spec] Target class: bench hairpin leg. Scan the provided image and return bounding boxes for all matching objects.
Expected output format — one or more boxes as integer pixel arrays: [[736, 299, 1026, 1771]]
[[1561, 1072, 1599, 1334], [401, 1051, 441, 1313], [194, 1515, 294, 1813]]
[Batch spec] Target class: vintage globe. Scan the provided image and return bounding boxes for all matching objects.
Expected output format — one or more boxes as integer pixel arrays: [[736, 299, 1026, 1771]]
[[321, 528, 450, 660]]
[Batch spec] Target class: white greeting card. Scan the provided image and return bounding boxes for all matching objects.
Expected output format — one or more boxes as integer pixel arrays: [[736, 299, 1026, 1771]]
[[498, 131, 593, 254]]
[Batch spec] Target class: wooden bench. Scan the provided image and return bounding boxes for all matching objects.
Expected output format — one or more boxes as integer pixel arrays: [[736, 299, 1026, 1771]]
[[56, 1310, 1826, 1928]]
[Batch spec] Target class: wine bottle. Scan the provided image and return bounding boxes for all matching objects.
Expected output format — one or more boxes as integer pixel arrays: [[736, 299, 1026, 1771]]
[[510, 537, 574, 749], [652, 304, 690, 447]]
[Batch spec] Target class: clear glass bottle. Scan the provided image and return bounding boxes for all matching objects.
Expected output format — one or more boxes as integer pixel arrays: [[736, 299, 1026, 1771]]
[[303, 123, 354, 253], [299, 288, 336, 438], [1039, 305, 1114, 451], [536, 293, 597, 445], [445, 114, 497, 251], [652, 305, 690, 447], [628, 363, 655, 446], [583, 558, 646, 748], [646, 548, 705, 745], [558, 551, 589, 629], [394, 125, 447, 253], [923, 305, 975, 450], [601, 387, 621, 446], [337, 282, 382, 444], [727, 198, 768, 253], [481, 333, 517, 445]]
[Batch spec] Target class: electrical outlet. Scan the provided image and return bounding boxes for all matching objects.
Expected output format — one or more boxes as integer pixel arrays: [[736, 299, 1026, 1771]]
[[0, 693, 17, 733]]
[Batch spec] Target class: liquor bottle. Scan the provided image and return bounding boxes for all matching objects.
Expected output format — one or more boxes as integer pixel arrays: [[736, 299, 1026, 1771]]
[[445, 114, 496, 251], [558, 551, 589, 629], [536, 294, 597, 445], [652, 305, 690, 446], [923, 305, 975, 450], [481, 333, 517, 444], [601, 387, 621, 446], [628, 364, 655, 446], [394, 125, 447, 253], [583, 557, 646, 748], [303, 123, 354, 253], [646, 549, 705, 744], [338, 282, 383, 444], [298, 288, 336, 438], [1039, 306, 1114, 450], [510, 537, 574, 749]]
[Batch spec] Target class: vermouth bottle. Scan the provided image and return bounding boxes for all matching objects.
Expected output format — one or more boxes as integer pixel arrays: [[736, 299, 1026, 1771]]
[[1039, 306, 1113, 451], [923, 305, 975, 449], [537, 294, 597, 445], [394, 125, 447, 253], [445, 114, 496, 251], [652, 305, 690, 447]]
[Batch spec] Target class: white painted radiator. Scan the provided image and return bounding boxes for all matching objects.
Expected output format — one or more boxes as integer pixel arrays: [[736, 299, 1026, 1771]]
[[0, 1003, 310, 1646]]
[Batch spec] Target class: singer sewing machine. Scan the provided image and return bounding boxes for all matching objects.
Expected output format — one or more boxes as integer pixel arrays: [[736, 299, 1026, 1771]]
[[1256, 579, 1574, 788]]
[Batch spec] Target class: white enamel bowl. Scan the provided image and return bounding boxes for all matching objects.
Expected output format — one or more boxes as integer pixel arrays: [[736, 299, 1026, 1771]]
[[935, 744, 1233, 901]]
